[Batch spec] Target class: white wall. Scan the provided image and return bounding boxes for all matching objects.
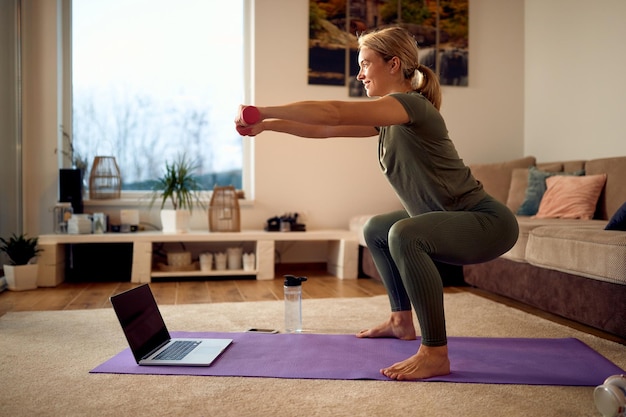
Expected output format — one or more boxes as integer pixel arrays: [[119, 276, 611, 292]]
[[524, 0, 626, 160], [18, 0, 526, 261], [247, 0, 525, 233]]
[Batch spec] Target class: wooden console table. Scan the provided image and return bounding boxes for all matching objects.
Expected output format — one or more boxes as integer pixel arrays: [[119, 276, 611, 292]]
[[37, 230, 359, 286]]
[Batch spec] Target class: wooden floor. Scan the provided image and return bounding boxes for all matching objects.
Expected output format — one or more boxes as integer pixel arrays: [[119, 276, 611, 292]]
[[1, 265, 624, 345], [0, 266, 389, 316]]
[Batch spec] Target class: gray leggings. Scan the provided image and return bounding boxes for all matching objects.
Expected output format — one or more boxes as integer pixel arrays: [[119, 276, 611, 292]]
[[363, 196, 519, 346]]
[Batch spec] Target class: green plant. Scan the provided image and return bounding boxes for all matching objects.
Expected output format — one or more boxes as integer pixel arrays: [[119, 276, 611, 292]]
[[150, 154, 205, 212], [55, 127, 88, 172], [0, 233, 41, 266]]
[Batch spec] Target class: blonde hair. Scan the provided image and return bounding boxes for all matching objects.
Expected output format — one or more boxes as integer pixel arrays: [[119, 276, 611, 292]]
[[358, 26, 442, 110]]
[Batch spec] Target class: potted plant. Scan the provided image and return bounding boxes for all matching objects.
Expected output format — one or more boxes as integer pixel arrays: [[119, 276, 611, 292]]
[[150, 154, 205, 233], [0, 233, 41, 291], [56, 128, 89, 213]]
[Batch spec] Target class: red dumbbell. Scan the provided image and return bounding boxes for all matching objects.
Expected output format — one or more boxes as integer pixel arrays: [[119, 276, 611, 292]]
[[240, 106, 260, 126]]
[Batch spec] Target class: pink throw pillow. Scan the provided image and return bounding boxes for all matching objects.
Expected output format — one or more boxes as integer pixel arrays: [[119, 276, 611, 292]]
[[535, 174, 607, 220]]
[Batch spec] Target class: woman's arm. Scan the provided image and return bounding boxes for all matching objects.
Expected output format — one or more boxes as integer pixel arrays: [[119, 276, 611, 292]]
[[241, 95, 410, 128], [258, 119, 377, 139]]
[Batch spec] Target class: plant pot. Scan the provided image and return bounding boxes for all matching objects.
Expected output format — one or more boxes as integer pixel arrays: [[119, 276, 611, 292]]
[[160, 209, 190, 234], [3, 264, 38, 291]]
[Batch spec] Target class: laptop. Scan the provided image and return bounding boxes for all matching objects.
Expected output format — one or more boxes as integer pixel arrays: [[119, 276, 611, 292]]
[[110, 284, 232, 366]]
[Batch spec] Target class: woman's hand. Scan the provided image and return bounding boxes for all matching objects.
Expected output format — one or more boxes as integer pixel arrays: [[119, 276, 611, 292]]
[[236, 105, 261, 126], [236, 121, 265, 137], [235, 105, 263, 136]]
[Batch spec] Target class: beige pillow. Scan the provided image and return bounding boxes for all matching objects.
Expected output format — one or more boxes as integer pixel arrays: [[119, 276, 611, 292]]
[[506, 168, 529, 213], [535, 174, 607, 220], [469, 156, 536, 204]]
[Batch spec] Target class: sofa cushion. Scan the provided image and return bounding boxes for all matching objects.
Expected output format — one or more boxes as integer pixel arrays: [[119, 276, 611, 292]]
[[469, 156, 536, 204], [560, 160, 586, 172], [526, 224, 626, 285], [605, 201, 626, 231], [502, 217, 597, 262], [506, 168, 530, 213], [536, 162, 566, 172], [585, 156, 626, 220], [535, 174, 607, 220], [516, 167, 585, 216]]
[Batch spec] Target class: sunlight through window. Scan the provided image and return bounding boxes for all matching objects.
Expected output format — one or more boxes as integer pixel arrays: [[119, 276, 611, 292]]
[[72, 0, 245, 192]]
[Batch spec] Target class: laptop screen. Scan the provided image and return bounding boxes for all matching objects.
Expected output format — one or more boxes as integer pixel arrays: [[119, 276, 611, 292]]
[[110, 284, 171, 362]]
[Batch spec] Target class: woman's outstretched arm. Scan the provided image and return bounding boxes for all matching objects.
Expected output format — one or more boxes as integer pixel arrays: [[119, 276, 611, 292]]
[[253, 119, 377, 139], [256, 96, 409, 127]]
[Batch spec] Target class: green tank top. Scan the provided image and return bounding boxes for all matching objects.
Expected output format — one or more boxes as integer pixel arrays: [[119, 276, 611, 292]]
[[379, 92, 487, 216]]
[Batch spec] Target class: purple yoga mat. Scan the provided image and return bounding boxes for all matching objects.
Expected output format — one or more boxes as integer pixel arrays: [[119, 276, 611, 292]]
[[91, 332, 624, 385]]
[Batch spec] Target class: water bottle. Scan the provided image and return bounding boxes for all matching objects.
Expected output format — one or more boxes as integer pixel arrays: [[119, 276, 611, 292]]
[[284, 275, 307, 333]]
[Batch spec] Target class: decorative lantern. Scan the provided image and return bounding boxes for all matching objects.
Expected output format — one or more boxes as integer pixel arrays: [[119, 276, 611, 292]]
[[209, 185, 240, 232], [89, 156, 121, 199]]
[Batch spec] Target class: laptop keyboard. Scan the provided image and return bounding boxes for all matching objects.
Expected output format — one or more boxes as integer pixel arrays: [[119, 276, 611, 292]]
[[154, 340, 200, 360]]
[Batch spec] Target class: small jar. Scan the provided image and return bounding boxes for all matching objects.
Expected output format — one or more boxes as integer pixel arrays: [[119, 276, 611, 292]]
[[53, 203, 73, 234]]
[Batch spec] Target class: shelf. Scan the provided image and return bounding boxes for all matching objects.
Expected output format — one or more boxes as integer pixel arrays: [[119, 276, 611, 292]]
[[37, 229, 358, 284], [39, 229, 358, 245]]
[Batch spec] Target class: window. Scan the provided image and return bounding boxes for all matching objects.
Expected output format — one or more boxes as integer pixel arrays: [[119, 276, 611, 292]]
[[71, 0, 248, 196]]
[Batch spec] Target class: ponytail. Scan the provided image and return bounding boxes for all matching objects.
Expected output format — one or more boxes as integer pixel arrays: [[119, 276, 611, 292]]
[[412, 64, 442, 110]]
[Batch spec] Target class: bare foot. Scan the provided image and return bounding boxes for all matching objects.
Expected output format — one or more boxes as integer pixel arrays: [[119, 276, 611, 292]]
[[356, 311, 417, 340], [381, 344, 450, 380]]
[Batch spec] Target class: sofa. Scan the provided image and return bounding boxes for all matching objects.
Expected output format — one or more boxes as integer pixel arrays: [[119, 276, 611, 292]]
[[351, 156, 626, 339]]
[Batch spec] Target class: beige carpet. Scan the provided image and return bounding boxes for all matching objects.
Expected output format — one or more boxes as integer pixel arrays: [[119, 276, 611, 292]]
[[1, 291, 624, 417]]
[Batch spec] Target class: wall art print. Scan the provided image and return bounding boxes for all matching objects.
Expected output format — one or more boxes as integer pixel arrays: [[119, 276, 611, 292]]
[[308, 0, 469, 97]]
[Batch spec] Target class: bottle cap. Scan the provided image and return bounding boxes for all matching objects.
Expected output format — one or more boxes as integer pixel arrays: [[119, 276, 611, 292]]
[[284, 275, 307, 286]]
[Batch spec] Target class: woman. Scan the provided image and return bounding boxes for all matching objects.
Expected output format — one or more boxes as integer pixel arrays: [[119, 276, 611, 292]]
[[235, 26, 519, 380]]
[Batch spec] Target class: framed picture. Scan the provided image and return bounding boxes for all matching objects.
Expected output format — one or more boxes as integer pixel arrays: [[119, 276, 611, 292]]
[[308, 0, 469, 96]]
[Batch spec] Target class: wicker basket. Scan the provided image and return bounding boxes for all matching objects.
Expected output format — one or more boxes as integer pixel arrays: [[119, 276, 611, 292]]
[[209, 185, 240, 232], [89, 156, 121, 199]]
